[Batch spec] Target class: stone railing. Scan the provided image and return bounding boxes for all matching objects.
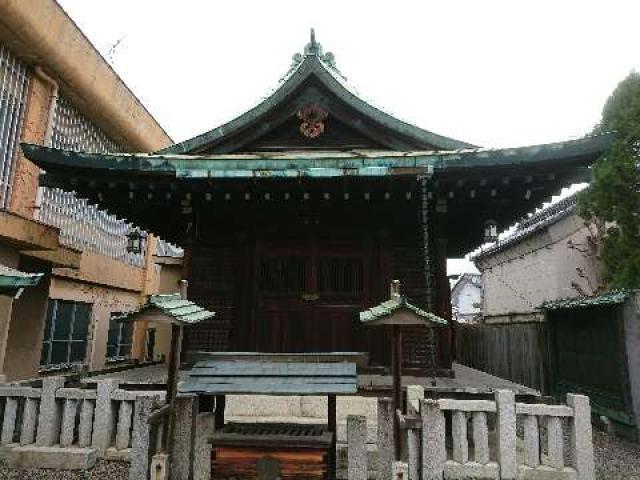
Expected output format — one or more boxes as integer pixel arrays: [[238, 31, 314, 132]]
[[128, 388, 595, 480], [0, 377, 165, 469], [346, 387, 595, 480]]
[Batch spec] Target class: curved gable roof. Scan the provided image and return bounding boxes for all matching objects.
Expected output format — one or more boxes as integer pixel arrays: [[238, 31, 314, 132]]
[[159, 32, 474, 155]]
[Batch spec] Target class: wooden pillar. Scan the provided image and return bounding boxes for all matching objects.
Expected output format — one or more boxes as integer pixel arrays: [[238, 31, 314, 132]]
[[214, 395, 226, 430], [391, 325, 403, 461], [328, 394, 337, 480]]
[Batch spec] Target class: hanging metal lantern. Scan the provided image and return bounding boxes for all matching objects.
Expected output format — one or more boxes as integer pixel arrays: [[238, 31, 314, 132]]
[[484, 220, 498, 243], [126, 229, 147, 254]]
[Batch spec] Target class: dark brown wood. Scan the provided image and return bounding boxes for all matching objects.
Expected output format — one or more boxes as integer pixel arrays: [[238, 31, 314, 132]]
[[327, 394, 336, 480], [215, 394, 226, 430], [165, 323, 184, 455], [391, 326, 402, 460]]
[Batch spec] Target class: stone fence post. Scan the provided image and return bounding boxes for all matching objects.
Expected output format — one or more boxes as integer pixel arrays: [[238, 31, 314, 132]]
[[170, 394, 199, 480], [406, 385, 424, 480], [377, 397, 394, 480], [35, 376, 65, 446], [194, 412, 215, 480], [567, 394, 595, 480], [496, 390, 516, 480], [420, 399, 445, 480], [129, 396, 156, 480], [347, 415, 367, 480], [92, 379, 120, 456]]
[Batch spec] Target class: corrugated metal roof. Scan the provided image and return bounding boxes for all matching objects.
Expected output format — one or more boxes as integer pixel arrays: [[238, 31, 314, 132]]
[[541, 289, 630, 310], [0, 264, 43, 291], [115, 293, 215, 325], [359, 296, 448, 325]]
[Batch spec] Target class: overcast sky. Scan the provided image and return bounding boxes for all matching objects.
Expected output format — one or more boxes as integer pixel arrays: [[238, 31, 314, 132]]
[[58, 0, 639, 149], [55, 1, 639, 270]]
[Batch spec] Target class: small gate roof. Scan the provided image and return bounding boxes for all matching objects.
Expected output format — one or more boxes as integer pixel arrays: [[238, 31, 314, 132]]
[[540, 289, 630, 311], [114, 293, 215, 325], [180, 360, 358, 395], [360, 296, 448, 326], [0, 264, 43, 295]]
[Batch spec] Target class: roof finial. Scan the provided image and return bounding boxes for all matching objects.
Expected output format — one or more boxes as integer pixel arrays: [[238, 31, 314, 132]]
[[304, 28, 323, 56]]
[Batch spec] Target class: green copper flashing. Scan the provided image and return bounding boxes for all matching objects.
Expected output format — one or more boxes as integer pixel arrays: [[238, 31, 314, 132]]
[[541, 289, 630, 311], [360, 296, 448, 326], [114, 293, 215, 325], [0, 264, 43, 295], [21, 133, 612, 179]]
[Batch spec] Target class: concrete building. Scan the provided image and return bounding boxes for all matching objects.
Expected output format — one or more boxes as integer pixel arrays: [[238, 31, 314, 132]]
[[0, 0, 179, 380], [450, 273, 482, 323], [473, 194, 600, 324]]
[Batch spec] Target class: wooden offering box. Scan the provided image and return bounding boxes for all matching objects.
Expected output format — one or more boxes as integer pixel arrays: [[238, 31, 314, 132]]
[[212, 423, 333, 479], [180, 358, 358, 480]]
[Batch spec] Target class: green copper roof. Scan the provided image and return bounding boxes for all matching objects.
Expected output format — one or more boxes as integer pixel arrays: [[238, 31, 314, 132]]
[[541, 289, 630, 311], [360, 296, 448, 326], [0, 264, 43, 294], [115, 293, 215, 325], [159, 32, 473, 154], [21, 134, 612, 179]]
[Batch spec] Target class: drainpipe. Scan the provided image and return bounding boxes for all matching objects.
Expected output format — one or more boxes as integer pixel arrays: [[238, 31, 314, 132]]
[[33, 66, 59, 147]]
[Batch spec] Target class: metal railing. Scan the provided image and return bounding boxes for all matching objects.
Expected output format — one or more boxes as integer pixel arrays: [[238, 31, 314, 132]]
[[38, 187, 148, 267], [0, 44, 29, 210]]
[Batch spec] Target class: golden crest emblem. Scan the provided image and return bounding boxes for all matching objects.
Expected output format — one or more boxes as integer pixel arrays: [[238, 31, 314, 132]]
[[297, 103, 328, 139]]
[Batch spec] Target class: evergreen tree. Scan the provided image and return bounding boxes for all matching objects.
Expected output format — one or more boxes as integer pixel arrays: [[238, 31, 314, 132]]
[[578, 71, 640, 289]]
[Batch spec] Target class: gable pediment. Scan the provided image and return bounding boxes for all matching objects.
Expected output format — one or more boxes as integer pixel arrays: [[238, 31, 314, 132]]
[[159, 39, 475, 155]]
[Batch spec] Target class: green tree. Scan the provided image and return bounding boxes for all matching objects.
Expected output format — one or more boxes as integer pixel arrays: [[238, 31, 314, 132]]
[[578, 71, 640, 289]]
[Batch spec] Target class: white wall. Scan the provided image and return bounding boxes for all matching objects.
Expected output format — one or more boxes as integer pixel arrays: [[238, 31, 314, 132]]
[[476, 213, 600, 319]]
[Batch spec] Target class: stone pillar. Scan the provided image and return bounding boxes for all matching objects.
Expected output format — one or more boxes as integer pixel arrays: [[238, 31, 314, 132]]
[[35, 376, 65, 446], [567, 394, 595, 480], [92, 379, 120, 455], [78, 399, 95, 447], [60, 398, 79, 447], [347, 415, 367, 480], [495, 390, 516, 479], [20, 397, 38, 445], [170, 394, 199, 480], [420, 399, 445, 480], [406, 385, 423, 480], [194, 412, 215, 480], [1, 397, 18, 445], [129, 396, 155, 480], [116, 400, 134, 450], [377, 397, 394, 480]]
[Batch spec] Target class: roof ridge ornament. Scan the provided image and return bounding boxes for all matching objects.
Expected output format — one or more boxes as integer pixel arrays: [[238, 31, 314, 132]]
[[289, 28, 341, 76]]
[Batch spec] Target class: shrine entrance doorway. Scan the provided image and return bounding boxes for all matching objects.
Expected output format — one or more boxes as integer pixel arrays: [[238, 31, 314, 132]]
[[253, 233, 370, 354]]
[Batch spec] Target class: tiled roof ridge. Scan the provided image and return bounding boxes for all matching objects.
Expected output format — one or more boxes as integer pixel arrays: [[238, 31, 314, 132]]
[[473, 191, 580, 261]]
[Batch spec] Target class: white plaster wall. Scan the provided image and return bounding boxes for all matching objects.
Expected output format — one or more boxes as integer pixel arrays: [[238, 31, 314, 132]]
[[452, 281, 482, 321], [478, 213, 600, 317]]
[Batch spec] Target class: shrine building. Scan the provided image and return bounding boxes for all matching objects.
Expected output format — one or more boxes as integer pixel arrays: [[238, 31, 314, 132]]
[[21, 32, 612, 375]]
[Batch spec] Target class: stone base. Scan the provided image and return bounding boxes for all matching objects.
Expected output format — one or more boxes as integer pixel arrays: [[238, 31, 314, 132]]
[[1, 445, 96, 470], [105, 447, 131, 461]]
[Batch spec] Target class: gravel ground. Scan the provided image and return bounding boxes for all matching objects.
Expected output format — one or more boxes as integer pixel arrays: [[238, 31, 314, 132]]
[[0, 460, 128, 480], [594, 430, 640, 480]]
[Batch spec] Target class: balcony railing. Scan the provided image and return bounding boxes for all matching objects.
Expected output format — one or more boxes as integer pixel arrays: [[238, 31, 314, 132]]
[[38, 187, 148, 267]]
